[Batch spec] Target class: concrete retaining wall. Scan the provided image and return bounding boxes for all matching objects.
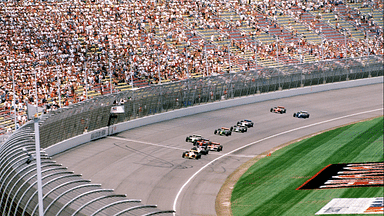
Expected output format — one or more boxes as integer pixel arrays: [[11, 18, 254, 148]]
[[44, 127, 108, 156]]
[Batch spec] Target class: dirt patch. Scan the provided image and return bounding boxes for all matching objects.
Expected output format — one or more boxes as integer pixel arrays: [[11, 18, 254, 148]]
[[215, 116, 383, 216]]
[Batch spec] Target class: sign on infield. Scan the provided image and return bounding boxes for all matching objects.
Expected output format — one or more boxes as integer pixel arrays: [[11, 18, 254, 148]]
[[316, 197, 383, 215]]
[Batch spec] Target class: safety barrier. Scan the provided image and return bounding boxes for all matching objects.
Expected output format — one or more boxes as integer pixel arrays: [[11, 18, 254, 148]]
[[38, 55, 383, 151], [44, 76, 383, 156]]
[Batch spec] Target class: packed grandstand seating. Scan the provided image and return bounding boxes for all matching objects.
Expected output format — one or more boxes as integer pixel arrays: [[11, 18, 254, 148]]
[[0, 0, 383, 135]]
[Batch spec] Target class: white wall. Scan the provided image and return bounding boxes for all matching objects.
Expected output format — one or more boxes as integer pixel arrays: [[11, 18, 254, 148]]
[[44, 127, 108, 156]]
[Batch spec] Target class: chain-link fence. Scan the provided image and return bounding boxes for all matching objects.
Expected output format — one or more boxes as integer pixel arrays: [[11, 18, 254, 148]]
[[38, 55, 383, 148]]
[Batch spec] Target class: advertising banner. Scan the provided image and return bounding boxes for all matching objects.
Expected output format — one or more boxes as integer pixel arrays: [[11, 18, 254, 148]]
[[110, 105, 125, 114], [316, 197, 383, 215]]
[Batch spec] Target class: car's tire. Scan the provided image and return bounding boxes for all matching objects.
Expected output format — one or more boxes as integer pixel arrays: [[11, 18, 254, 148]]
[[270, 108, 273, 112], [293, 113, 296, 117], [230, 127, 233, 131], [182, 152, 186, 158], [214, 130, 217, 134], [218, 146, 223, 152], [186, 137, 189, 142]]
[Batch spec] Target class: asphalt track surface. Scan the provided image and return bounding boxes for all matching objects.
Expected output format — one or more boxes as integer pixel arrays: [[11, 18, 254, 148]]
[[53, 83, 383, 216]]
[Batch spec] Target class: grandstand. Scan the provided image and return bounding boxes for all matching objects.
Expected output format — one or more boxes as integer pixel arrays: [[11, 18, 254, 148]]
[[0, 0, 382, 135]]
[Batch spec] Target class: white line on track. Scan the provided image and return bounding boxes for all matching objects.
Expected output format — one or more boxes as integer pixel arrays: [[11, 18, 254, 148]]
[[172, 108, 383, 214], [108, 136, 187, 151], [108, 136, 256, 158]]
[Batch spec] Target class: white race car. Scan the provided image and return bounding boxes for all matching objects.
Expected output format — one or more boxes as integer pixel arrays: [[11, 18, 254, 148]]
[[231, 125, 247, 133], [186, 134, 203, 143], [237, 120, 254, 127]]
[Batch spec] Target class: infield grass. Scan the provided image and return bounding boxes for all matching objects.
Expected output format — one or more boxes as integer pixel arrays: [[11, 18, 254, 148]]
[[231, 117, 383, 216]]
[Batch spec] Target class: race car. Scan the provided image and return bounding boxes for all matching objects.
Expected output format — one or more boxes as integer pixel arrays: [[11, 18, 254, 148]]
[[186, 134, 203, 143], [194, 139, 210, 147], [206, 141, 223, 152], [192, 137, 210, 146], [231, 125, 247, 133], [182, 148, 202, 159], [214, 127, 232, 136], [293, 111, 310, 119], [195, 139, 223, 152], [192, 146, 209, 155], [270, 106, 286, 114], [237, 120, 254, 127]]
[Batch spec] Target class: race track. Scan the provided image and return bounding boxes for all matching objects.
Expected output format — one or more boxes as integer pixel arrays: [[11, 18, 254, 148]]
[[53, 83, 383, 216]]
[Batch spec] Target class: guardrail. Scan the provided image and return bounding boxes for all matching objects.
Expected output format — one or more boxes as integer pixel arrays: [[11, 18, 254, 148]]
[[0, 122, 175, 216], [37, 56, 382, 150]]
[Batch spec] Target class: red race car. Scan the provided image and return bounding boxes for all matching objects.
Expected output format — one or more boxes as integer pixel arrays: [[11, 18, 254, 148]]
[[270, 106, 286, 114], [195, 139, 223, 152]]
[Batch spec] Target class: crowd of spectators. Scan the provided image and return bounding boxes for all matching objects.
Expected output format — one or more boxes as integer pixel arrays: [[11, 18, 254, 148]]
[[0, 0, 382, 131]]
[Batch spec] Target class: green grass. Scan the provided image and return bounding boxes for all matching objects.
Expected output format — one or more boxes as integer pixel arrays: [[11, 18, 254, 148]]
[[231, 117, 384, 216]]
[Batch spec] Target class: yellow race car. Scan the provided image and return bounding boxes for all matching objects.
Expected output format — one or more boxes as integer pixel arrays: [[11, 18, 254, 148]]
[[182, 148, 202, 159]]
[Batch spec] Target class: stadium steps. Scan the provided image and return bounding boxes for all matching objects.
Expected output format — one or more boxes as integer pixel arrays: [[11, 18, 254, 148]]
[[319, 11, 364, 41], [348, 3, 383, 35], [238, 26, 275, 44], [291, 6, 346, 44], [183, 13, 242, 73], [182, 15, 218, 50], [371, 10, 383, 28], [275, 14, 322, 45], [232, 9, 300, 66], [332, 3, 376, 38], [219, 10, 274, 69], [303, 53, 318, 63]]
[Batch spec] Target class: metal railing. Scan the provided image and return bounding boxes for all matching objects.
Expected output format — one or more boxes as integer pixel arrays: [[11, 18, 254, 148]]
[[37, 55, 383, 148]]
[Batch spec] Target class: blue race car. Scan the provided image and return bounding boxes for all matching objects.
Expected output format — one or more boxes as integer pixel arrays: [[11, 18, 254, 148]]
[[293, 111, 310, 119]]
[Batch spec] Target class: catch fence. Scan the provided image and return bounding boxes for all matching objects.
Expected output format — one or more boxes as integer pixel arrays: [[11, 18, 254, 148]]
[[34, 55, 383, 148]]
